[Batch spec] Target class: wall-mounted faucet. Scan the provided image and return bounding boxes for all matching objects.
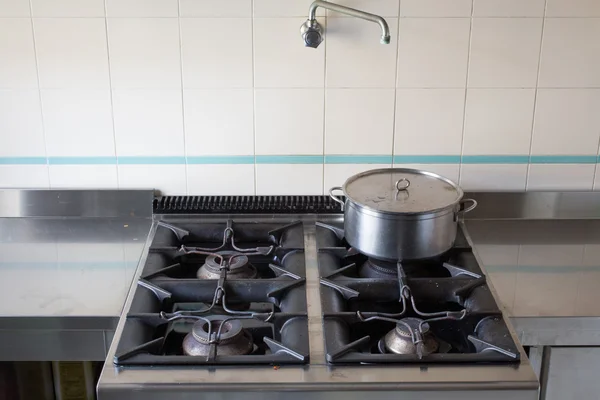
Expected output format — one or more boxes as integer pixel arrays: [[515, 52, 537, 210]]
[[300, 0, 391, 48]]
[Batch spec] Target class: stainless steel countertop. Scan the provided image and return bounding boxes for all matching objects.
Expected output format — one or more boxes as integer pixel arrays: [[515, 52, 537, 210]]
[[0, 190, 153, 361], [0, 217, 151, 328]]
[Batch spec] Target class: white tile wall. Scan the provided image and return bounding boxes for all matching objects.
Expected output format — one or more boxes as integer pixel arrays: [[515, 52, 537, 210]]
[[538, 18, 600, 88], [472, 0, 545, 17], [184, 89, 254, 156], [41, 89, 115, 157], [0, 165, 48, 188], [463, 89, 535, 155], [253, 0, 325, 17], [460, 164, 528, 191], [400, 0, 472, 17], [1, 0, 599, 194], [179, 0, 252, 17], [107, 18, 181, 89], [187, 165, 255, 194], [112, 89, 184, 156], [0, 0, 30, 17], [531, 89, 600, 156], [0, 18, 38, 89], [49, 165, 118, 188], [255, 89, 324, 155], [254, 18, 325, 88], [325, 88, 394, 154], [546, 0, 600, 17], [326, 17, 398, 87], [528, 164, 596, 191], [31, 0, 105, 17], [105, 0, 178, 17], [181, 18, 252, 88], [256, 164, 323, 194], [118, 165, 186, 193], [34, 18, 110, 89], [395, 88, 465, 155], [0, 89, 45, 156], [468, 18, 542, 88], [397, 18, 471, 88]]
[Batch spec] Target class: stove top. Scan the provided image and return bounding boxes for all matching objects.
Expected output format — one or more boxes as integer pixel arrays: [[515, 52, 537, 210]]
[[113, 195, 519, 367], [114, 219, 310, 365]]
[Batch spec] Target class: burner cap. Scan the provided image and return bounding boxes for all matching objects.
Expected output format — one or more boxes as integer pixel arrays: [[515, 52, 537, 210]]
[[384, 317, 439, 356], [197, 251, 257, 279], [358, 258, 397, 279], [182, 315, 254, 356]]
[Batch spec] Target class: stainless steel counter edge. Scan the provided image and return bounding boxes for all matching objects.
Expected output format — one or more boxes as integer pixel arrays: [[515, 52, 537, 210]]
[[97, 215, 538, 399]]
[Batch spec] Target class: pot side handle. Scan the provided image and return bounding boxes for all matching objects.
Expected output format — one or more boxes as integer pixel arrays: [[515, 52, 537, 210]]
[[329, 186, 345, 211], [458, 198, 478, 215]]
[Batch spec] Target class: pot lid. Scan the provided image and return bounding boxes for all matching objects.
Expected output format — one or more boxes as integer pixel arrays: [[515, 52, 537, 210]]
[[343, 168, 463, 214]]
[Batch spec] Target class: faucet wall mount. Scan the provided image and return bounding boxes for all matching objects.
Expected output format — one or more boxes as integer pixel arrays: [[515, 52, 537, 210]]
[[301, 0, 391, 48]]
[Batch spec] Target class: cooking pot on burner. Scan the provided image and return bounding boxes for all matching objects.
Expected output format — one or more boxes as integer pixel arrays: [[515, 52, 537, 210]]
[[329, 168, 477, 261]]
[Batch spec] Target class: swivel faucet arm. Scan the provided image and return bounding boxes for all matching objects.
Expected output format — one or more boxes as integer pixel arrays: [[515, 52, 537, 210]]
[[308, 0, 391, 44]]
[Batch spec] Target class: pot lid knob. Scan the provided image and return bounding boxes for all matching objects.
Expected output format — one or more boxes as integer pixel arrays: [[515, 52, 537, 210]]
[[395, 178, 410, 191]]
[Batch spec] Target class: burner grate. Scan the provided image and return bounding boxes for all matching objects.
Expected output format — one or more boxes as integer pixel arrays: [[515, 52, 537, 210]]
[[316, 221, 520, 365]]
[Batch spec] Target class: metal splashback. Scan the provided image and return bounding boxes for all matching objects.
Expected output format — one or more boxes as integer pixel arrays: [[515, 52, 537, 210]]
[[98, 201, 539, 400]]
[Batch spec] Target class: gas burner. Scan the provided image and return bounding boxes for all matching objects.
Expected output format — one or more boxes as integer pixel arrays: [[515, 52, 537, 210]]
[[197, 251, 257, 280], [380, 317, 439, 356], [182, 316, 254, 356], [358, 258, 396, 279]]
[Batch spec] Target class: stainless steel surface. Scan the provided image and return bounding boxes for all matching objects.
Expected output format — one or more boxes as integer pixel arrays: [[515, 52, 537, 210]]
[[302, 0, 391, 48], [331, 168, 476, 260], [0, 189, 153, 361], [463, 191, 600, 220], [98, 214, 538, 400], [0, 189, 153, 218], [543, 347, 600, 400], [466, 216, 600, 346]]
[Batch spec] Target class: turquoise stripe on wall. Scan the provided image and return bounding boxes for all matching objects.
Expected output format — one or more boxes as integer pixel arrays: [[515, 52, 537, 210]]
[[187, 155, 254, 164], [393, 155, 461, 164], [462, 155, 529, 164], [0, 155, 599, 165], [118, 156, 186, 165], [48, 156, 117, 165], [325, 155, 392, 164], [530, 155, 598, 164], [255, 155, 324, 164], [0, 157, 47, 165]]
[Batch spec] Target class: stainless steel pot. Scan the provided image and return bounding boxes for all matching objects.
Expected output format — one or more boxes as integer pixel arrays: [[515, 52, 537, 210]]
[[329, 168, 477, 261]]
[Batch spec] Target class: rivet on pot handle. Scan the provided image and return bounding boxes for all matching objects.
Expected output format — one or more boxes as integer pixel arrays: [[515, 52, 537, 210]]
[[329, 186, 345, 211], [458, 198, 478, 215]]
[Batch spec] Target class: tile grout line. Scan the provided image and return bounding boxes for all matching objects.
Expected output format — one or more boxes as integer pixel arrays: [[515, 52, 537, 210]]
[[251, 0, 257, 195], [104, 0, 120, 189], [390, 0, 402, 168], [524, 0, 548, 191], [27, 0, 51, 188], [177, 0, 188, 195], [457, 0, 475, 184]]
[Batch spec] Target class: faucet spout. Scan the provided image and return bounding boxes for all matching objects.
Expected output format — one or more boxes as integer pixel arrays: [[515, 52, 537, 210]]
[[307, 0, 391, 44]]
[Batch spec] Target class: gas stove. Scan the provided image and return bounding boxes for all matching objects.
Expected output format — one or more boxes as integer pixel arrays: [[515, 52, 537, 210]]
[[99, 196, 538, 400]]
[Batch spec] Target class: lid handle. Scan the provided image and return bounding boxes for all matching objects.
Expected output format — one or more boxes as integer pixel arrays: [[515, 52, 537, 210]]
[[395, 178, 410, 192]]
